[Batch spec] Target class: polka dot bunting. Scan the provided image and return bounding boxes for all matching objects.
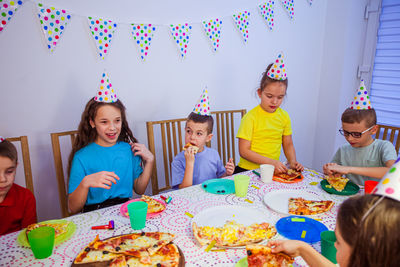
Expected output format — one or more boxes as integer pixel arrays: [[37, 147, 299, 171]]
[[267, 52, 287, 80], [94, 72, 118, 103], [232, 11, 250, 43], [0, 0, 24, 33], [259, 1, 275, 31], [88, 17, 117, 60], [372, 157, 400, 202], [350, 80, 372, 110], [193, 89, 210, 116], [0, 136, 4, 142], [281, 0, 295, 20], [202, 18, 222, 52], [131, 24, 156, 61], [37, 3, 71, 52], [169, 23, 192, 58]]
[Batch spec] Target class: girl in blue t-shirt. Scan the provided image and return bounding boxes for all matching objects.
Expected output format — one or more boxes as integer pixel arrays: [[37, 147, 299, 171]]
[[67, 80, 154, 214]]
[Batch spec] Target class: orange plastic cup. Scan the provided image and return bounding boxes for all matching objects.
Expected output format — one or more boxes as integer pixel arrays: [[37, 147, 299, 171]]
[[364, 180, 379, 194]]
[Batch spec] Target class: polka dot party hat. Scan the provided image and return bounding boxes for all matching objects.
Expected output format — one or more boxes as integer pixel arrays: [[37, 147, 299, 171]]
[[94, 72, 118, 103], [202, 18, 222, 52], [193, 89, 210, 116], [267, 52, 287, 80], [37, 3, 72, 52], [0, 136, 4, 143], [350, 80, 372, 110], [372, 157, 400, 202], [88, 17, 117, 60], [0, 0, 24, 33], [259, 1, 275, 31]]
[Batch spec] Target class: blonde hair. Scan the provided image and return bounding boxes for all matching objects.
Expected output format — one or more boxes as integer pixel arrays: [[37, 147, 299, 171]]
[[337, 195, 400, 267]]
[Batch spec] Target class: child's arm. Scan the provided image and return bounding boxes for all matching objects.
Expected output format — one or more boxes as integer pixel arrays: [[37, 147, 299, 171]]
[[21, 190, 37, 228], [238, 138, 288, 173], [68, 171, 120, 214], [325, 159, 396, 179], [178, 147, 196, 189], [220, 158, 235, 177], [131, 143, 154, 195], [282, 135, 304, 171], [268, 240, 335, 267]]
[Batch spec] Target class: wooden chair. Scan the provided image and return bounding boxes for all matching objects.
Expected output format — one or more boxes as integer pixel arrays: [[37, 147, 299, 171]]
[[6, 136, 34, 194], [146, 109, 246, 195], [375, 124, 400, 154], [50, 130, 77, 218]]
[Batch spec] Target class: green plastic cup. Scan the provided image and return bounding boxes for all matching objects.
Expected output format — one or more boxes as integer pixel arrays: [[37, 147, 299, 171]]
[[127, 201, 148, 230], [320, 230, 337, 264], [28, 226, 55, 259], [234, 175, 251, 197]]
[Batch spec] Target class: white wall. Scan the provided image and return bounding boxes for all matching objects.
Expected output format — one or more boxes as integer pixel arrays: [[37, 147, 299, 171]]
[[0, 0, 368, 221]]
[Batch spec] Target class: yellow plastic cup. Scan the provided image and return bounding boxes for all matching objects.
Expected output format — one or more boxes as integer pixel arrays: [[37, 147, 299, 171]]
[[28, 226, 55, 259], [234, 175, 251, 197]]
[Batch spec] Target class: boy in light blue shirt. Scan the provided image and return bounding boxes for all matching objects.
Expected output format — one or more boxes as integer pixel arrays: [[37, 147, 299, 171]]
[[323, 81, 397, 185]]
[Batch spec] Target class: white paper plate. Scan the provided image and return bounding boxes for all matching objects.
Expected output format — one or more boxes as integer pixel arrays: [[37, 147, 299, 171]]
[[192, 205, 270, 227], [263, 190, 329, 216]]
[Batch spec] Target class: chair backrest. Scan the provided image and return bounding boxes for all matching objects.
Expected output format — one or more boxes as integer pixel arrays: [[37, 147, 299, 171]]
[[375, 124, 400, 154], [146, 109, 246, 195], [50, 130, 77, 218], [6, 136, 34, 194]]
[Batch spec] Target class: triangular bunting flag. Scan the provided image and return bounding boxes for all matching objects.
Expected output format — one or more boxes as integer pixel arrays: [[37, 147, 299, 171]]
[[0, 0, 24, 32], [131, 24, 156, 61], [202, 18, 222, 52], [281, 0, 295, 20], [259, 1, 275, 31], [232, 11, 250, 43], [170, 23, 192, 58], [307, 0, 313, 5], [88, 17, 117, 60], [36, 3, 72, 52]]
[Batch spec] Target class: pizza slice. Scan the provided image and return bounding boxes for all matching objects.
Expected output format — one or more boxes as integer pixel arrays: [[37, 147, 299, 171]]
[[26, 221, 70, 239], [125, 243, 180, 267], [288, 197, 334, 215], [183, 143, 199, 154], [109, 255, 127, 267], [325, 176, 349, 192], [246, 244, 294, 267], [273, 169, 302, 182], [74, 235, 120, 264], [141, 195, 166, 213]]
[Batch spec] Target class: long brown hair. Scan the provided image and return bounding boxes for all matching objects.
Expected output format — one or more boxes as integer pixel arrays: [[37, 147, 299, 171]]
[[337, 195, 400, 267], [67, 98, 138, 176]]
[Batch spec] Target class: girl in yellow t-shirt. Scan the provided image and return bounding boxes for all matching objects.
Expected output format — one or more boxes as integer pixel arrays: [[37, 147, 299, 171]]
[[235, 53, 303, 174]]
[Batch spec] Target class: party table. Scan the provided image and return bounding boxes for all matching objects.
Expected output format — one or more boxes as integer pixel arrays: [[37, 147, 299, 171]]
[[0, 168, 361, 267]]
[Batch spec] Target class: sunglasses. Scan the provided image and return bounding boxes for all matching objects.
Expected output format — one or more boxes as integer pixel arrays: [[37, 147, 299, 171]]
[[339, 125, 375, 138]]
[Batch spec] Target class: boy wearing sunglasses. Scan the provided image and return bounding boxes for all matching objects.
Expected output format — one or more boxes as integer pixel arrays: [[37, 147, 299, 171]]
[[323, 81, 397, 185]]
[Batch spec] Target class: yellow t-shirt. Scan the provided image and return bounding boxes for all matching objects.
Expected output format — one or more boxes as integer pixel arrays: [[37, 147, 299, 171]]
[[236, 105, 292, 170]]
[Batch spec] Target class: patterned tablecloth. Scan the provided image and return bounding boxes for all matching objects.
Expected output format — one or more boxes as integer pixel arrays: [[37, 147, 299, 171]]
[[0, 169, 362, 267]]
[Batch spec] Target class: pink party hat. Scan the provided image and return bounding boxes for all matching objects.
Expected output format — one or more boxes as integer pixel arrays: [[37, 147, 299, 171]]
[[193, 89, 210, 116], [267, 52, 287, 80], [0, 136, 4, 143], [372, 157, 400, 202], [94, 72, 118, 103], [350, 80, 372, 110]]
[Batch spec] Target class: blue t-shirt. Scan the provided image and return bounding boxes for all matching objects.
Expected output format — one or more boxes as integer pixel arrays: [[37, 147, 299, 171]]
[[68, 142, 143, 205], [171, 146, 226, 187]]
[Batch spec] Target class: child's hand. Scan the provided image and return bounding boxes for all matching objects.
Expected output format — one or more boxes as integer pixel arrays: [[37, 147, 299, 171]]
[[289, 161, 304, 172], [267, 240, 303, 257], [225, 158, 235, 176], [131, 143, 154, 163], [83, 171, 120, 189], [323, 163, 339, 175], [273, 160, 288, 174], [184, 146, 196, 165], [326, 164, 349, 175]]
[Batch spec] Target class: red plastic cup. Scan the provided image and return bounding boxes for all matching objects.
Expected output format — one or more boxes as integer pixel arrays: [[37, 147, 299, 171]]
[[364, 180, 379, 194]]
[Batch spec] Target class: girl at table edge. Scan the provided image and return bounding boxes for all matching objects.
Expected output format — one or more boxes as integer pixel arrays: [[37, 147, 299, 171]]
[[67, 73, 154, 215], [235, 52, 303, 174], [268, 193, 400, 267]]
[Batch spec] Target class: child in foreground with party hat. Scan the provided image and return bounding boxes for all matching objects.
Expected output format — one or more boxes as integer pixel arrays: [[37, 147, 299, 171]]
[[323, 80, 397, 185], [171, 89, 235, 189], [0, 137, 37, 235], [268, 157, 400, 267], [67, 72, 154, 214], [235, 53, 303, 174]]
